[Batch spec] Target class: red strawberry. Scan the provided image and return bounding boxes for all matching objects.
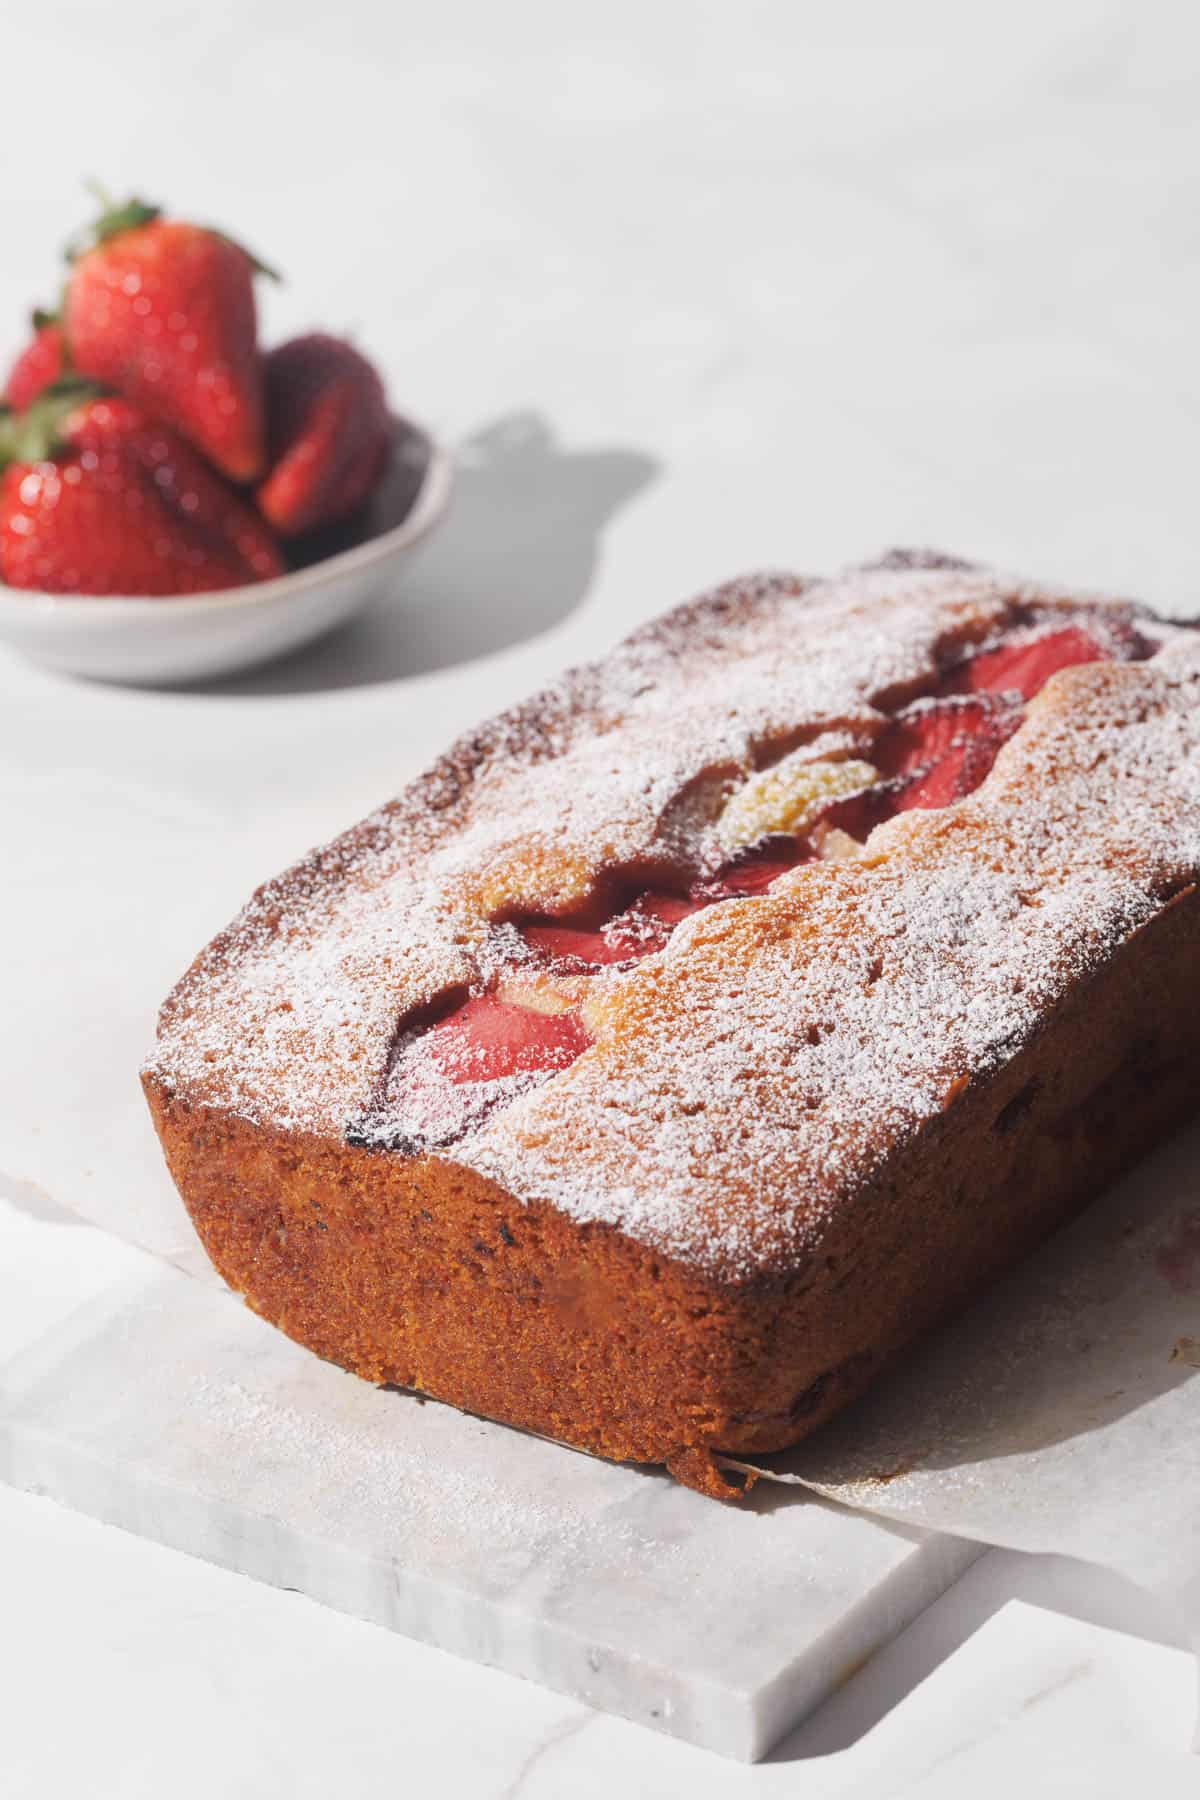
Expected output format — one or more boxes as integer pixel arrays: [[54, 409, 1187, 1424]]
[[897, 750, 982, 810], [64, 195, 271, 481], [641, 891, 706, 925], [428, 995, 591, 1083], [522, 890, 707, 969], [5, 315, 66, 410], [0, 387, 285, 596], [521, 922, 640, 968], [256, 334, 392, 536], [705, 842, 809, 898], [949, 624, 1108, 700], [816, 784, 892, 843], [877, 695, 1022, 812]]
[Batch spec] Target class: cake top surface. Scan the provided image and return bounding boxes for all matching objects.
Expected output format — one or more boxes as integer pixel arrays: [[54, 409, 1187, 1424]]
[[146, 554, 1200, 1279]]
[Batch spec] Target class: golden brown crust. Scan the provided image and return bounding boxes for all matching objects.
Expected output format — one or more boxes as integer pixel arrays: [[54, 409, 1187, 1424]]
[[143, 880, 1200, 1479], [142, 557, 1200, 1490]]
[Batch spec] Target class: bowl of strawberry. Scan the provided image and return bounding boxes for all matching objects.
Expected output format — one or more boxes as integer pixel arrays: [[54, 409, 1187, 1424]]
[[0, 193, 450, 684]]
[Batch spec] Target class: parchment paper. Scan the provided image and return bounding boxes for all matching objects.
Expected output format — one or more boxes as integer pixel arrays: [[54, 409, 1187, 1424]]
[[728, 1127, 1200, 1678], [2, 665, 1197, 1736]]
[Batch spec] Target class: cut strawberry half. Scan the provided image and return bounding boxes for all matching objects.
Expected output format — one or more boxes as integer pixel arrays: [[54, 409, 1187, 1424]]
[[817, 784, 894, 843], [877, 695, 1002, 779], [895, 746, 983, 811], [947, 624, 1111, 701], [705, 836, 811, 898], [427, 995, 592, 1084], [521, 890, 706, 969], [876, 694, 1022, 813], [639, 891, 706, 925], [521, 922, 641, 968]]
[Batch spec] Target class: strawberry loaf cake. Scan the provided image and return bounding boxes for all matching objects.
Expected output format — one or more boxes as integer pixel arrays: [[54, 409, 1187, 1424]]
[[143, 552, 1200, 1497]]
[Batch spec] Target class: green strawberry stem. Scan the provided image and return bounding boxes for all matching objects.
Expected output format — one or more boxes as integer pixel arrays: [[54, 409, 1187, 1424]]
[[29, 303, 74, 380], [63, 182, 282, 282], [64, 188, 162, 261], [210, 230, 282, 282], [0, 380, 103, 470]]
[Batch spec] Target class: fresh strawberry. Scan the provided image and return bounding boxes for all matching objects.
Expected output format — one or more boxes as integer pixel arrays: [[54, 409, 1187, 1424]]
[[256, 334, 391, 536], [876, 695, 1022, 812], [64, 194, 271, 481], [427, 995, 591, 1083], [0, 387, 285, 596], [948, 624, 1108, 700], [5, 314, 66, 410]]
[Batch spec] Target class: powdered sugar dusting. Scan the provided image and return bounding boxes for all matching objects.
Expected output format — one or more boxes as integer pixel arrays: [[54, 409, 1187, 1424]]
[[146, 555, 1200, 1278], [459, 649, 1200, 1275], [187, 1371, 678, 1560]]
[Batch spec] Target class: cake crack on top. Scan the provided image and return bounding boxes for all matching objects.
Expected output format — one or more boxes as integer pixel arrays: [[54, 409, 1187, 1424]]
[[345, 599, 1160, 1159]]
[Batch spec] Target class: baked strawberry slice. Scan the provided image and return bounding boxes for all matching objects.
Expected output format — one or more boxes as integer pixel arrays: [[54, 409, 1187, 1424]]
[[815, 784, 894, 844], [427, 995, 591, 1083], [948, 624, 1109, 700], [521, 891, 705, 968], [880, 697, 980, 778], [521, 922, 644, 968], [705, 837, 810, 898], [877, 695, 1022, 812], [896, 750, 979, 810], [4, 314, 67, 410], [638, 891, 708, 926]]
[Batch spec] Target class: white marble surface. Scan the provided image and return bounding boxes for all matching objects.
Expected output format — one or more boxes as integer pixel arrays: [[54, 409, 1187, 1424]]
[[1, 1466, 1197, 1799], [0, 1225, 978, 1762], [4, 1200, 1194, 1794], [4, 0, 1200, 1790]]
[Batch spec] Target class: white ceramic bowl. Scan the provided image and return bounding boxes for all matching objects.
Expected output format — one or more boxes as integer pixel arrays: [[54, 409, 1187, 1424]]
[[0, 417, 452, 685]]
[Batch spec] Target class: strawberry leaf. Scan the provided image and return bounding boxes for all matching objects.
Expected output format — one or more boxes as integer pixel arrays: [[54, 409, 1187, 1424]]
[[64, 188, 162, 262], [0, 380, 102, 470], [62, 181, 282, 282], [208, 228, 282, 282]]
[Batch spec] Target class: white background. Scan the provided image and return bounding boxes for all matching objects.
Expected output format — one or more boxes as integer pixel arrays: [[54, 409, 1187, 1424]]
[[2, 2, 1199, 1792]]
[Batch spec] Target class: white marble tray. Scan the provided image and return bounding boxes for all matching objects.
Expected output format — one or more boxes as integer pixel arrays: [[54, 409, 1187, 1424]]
[[0, 1261, 977, 1762]]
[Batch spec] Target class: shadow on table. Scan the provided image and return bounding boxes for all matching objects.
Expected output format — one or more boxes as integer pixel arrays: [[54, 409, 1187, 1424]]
[[767, 1546, 1181, 1764], [738, 1122, 1199, 1518], [727, 1123, 1200, 1757], [0, 1172, 88, 1228], [192, 411, 659, 696]]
